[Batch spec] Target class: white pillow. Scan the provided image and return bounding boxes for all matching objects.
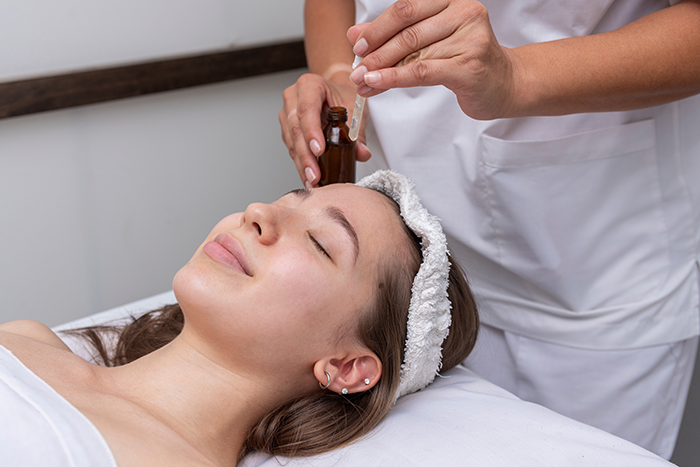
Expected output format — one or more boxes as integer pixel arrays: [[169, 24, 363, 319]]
[[55, 292, 675, 467]]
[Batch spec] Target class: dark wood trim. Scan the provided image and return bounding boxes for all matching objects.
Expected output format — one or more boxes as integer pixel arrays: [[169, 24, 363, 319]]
[[0, 40, 306, 120]]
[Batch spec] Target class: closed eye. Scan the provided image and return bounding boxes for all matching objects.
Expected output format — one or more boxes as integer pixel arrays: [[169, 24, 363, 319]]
[[309, 233, 331, 259]]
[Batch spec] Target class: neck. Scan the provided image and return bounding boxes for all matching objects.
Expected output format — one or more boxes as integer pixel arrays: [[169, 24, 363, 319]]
[[98, 331, 282, 466]]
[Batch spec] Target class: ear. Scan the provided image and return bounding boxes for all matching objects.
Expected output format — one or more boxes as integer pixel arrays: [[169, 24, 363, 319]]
[[314, 348, 382, 394]]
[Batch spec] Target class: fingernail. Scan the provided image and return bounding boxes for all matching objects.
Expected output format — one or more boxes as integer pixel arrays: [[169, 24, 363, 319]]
[[309, 139, 322, 156], [305, 167, 316, 184], [350, 65, 367, 85], [357, 84, 373, 96], [353, 38, 368, 56], [305, 180, 314, 190], [364, 71, 381, 86]]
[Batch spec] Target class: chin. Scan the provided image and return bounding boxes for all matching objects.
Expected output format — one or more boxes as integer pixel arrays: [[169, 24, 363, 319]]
[[172, 261, 212, 314]]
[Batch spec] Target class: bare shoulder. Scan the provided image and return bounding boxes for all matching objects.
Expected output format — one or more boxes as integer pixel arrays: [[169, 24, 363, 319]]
[[0, 320, 72, 351], [89, 406, 221, 467]]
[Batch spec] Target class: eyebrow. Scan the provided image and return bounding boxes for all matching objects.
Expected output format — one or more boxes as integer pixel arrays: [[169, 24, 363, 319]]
[[287, 188, 312, 199], [289, 188, 360, 262], [325, 206, 360, 262]]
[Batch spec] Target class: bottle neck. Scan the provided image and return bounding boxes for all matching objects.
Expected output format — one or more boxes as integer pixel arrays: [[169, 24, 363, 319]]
[[327, 106, 347, 124]]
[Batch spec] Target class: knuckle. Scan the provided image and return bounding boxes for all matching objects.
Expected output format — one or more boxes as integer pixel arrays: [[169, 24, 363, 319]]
[[281, 129, 289, 148], [279, 119, 290, 142], [393, 0, 418, 23], [470, 28, 493, 55], [401, 50, 422, 66], [366, 48, 390, 69], [398, 26, 422, 50], [412, 60, 431, 84], [282, 85, 295, 101], [464, 1, 489, 20], [297, 73, 315, 85], [296, 101, 314, 120], [289, 121, 305, 141]]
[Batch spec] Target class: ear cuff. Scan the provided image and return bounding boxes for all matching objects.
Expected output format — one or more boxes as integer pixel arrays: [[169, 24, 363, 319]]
[[319, 371, 331, 390]]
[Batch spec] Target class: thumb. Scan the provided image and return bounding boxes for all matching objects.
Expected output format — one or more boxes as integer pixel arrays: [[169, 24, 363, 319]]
[[355, 135, 372, 162]]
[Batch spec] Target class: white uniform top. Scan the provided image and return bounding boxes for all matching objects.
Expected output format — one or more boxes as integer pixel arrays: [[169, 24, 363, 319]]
[[356, 0, 700, 349]]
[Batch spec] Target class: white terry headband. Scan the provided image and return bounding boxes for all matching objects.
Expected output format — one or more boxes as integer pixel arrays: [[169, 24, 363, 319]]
[[357, 170, 451, 401]]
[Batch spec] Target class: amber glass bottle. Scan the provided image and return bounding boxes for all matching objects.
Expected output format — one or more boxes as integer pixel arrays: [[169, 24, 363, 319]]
[[318, 106, 356, 186]]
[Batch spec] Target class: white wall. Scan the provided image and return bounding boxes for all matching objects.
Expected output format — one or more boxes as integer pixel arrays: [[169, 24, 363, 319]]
[[0, 71, 305, 327], [0, 1, 307, 326], [0, 0, 305, 82]]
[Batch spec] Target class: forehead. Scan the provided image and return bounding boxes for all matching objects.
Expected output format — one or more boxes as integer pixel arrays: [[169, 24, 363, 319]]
[[280, 184, 406, 259]]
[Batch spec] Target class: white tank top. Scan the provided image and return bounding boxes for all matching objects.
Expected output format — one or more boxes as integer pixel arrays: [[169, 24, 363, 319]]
[[0, 345, 117, 467]]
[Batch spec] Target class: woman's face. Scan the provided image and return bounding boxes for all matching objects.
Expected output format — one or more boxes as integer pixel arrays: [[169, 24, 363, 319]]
[[173, 184, 406, 380]]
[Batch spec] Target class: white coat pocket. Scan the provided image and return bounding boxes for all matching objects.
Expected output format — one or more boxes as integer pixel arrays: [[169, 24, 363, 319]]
[[480, 119, 670, 312]]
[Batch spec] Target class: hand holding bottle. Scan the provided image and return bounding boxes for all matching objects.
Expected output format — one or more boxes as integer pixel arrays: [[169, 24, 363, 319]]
[[279, 73, 371, 189]]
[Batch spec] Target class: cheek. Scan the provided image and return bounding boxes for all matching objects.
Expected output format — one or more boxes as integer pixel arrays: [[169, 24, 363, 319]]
[[264, 255, 334, 313], [263, 254, 364, 333]]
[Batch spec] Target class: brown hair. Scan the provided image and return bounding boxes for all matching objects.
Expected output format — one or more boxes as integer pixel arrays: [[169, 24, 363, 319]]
[[65, 196, 479, 459]]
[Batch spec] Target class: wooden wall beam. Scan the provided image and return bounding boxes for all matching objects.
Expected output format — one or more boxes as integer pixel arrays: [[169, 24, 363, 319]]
[[0, 40, 306, 120]]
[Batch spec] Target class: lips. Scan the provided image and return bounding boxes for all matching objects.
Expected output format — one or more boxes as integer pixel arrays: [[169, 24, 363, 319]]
[[203, 233, 252, 276]]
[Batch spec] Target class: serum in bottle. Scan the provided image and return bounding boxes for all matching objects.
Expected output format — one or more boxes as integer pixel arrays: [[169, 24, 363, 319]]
[[318, 106, 356, 186]]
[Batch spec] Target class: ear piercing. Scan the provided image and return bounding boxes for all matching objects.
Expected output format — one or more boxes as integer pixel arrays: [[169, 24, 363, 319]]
[[322, 375, 370, 393], [319, 371, 331, 390]]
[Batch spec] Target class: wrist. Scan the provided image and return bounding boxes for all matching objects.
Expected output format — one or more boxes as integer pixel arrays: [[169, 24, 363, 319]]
[[322, 63, 354, 81], [502, 45, 545, 118]]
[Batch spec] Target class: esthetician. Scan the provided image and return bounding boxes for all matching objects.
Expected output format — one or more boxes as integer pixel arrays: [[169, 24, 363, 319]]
[[279, 0, 700, 459]]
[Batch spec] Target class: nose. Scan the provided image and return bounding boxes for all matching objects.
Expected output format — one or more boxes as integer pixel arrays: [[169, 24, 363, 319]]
[[242, 202, 283, 245]]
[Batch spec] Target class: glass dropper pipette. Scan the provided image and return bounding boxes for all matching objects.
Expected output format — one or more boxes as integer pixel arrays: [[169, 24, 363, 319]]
[[348, 55, 365, 142]]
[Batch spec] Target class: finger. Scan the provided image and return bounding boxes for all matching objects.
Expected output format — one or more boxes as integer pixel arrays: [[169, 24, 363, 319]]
[[295, 76, 329, 158], [354, 0, 448, 58], [351, 65, 398, 95], [347, 22, 370, 47], [359, 11, 461, 74], [279, 97, 298, 162], [289, 105, 323, 187], [362, 59, 448, 90], [281, 79, 324, 186], [356, 140, 372, 162], [279, 107, 308, 184], [280, 87, 308, 184], [355, 84, 389, 98]]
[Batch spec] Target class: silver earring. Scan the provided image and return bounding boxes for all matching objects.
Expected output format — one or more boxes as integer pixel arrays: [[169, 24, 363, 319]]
[[319, 371, 331, 390], [341, 388, 349, 395], [364, 378, 371, 385]]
